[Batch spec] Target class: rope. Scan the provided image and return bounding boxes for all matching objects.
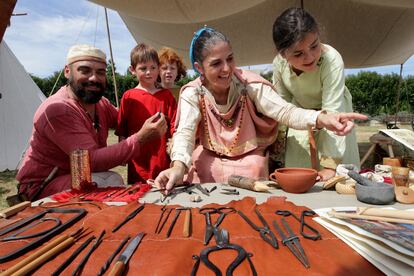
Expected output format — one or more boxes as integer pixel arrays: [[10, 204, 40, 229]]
[[48, 7, 93, 96]]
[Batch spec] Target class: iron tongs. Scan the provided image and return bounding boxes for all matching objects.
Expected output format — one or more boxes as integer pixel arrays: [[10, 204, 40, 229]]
[[272, 218, 310, 268], [238, 209, 278, 249]]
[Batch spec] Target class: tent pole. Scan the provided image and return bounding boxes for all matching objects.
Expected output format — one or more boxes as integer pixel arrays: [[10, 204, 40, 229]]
[[301, 0, 304, 9], [394, 63, 404, 126], [104, 7, 119, 108]]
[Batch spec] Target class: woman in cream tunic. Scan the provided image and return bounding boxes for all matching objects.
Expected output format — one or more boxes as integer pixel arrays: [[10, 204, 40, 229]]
[[272, 7, 360, 180]]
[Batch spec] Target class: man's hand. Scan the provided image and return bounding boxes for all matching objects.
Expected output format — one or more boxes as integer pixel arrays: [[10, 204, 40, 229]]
[[316, 112, 367, 136], [136, 112, 168, 144]]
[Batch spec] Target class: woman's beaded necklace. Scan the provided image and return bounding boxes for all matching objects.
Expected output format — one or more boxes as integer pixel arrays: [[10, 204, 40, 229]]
[[199, 84, 247, 156]]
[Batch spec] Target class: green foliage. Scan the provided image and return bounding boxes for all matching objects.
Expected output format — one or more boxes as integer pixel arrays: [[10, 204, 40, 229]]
[[345, 71, 413, 115], [31, 70, 66, 97], [176, 74, 197, 87], [260, 71, 273, 82]]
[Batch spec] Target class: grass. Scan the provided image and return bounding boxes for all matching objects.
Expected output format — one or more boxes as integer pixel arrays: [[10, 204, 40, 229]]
[[0, 124, 411, 208]]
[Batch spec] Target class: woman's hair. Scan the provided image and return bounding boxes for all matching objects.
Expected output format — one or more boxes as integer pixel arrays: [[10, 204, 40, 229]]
[[272, 7, 319, 54], [158, 47, 187, 81], [130, 43, 159, 68], [189, 27, 230, 73]]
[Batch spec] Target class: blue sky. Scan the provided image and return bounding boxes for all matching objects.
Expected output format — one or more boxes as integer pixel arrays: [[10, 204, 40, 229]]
[[4, 0, 414, 78]]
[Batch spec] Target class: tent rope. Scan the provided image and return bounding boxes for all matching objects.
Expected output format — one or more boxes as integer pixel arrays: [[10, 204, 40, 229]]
[[104, 7, 119, 108], [48, 7, 93, 96]]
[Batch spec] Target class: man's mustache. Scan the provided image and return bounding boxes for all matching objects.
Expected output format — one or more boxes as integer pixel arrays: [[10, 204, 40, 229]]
[[81, 82, 104, 89]]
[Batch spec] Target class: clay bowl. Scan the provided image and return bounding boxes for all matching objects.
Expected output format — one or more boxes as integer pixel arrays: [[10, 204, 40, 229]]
[[270, 168, 318, 193]]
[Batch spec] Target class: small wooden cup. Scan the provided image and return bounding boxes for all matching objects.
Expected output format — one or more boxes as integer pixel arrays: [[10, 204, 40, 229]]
[[383, 157, 401, 167], [391, 166, 410, 187]]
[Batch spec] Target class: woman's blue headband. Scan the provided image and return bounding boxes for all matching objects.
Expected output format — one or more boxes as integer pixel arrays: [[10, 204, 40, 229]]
[[189, 26, 215, 74]]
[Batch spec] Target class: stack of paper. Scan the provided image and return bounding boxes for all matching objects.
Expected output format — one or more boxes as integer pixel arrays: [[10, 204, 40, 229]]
[[314, 207, 414, 275]]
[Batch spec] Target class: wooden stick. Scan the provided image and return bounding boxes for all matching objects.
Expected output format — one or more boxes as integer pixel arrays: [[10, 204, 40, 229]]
[[227, 175, 272, 192], [328, 210, 414, 225], [356, 207, 414, 220], [10, 237, 75, 275], [0, 201, 31, 219], [0, 235, 68, 276], [308, 126, 318, 170], [183, 209, 191, 237]]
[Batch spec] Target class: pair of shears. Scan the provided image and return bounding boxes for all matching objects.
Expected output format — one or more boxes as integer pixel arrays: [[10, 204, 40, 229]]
[[275, 209, 321, 240], [273, 218, 310, 268], [199, 207, 236, 245], [238, 208, 279, 249]]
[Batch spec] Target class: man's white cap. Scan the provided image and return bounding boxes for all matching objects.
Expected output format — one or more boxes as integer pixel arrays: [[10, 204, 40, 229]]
[[66, 44, 106, 65]]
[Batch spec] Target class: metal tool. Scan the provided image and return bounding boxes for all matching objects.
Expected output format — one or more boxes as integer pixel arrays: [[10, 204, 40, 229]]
[[199, 206, 236, 245], [0, 217, 61, 241], [273, 218, 310, 268], [97, 235, 131, 276], [156, 184, 196, 203], [275, 209, 321, 240], [194, 184, 210, 196], [207, 186, 217, 193], [166, 207, 189, 238], [154, 205, 167, 233], [72, 230, 106, 276], [52, 235, 95, 276], [108, 232, 145, 276], [220, 190, 240, 195], [238, 209, 278, 249], [1, 227, 89, 275], [112, 203, 145, 233], [191, 228, 257, 276], [156, 208, 173, 234], [0, 208, 87, 263]]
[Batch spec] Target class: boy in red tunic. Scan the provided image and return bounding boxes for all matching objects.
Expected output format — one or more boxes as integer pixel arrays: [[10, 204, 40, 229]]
[[116, 44, 177, 184]]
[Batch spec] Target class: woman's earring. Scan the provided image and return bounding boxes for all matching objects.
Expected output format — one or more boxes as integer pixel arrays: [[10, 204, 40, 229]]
[[200, 73, 205, 82]]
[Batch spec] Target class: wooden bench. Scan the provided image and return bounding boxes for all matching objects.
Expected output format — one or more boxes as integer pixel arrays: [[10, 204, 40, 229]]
[[360, 133, 394, 166]]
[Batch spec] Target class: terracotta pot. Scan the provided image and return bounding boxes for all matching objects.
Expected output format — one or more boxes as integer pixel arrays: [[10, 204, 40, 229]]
[[269, 168, 317, 193], [383, 157, 401, 167]]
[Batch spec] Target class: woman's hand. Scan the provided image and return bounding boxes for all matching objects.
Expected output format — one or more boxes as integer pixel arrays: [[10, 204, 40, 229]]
[[316, 112, 367, 136], [154, 161, 187, 194], [136, 112, 168, 143]]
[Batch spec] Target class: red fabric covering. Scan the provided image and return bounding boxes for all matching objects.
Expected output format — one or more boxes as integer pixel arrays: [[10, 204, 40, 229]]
[[116, 88, 177, 184], [0, 197, 382, 275], [51, 183, 152, 203]]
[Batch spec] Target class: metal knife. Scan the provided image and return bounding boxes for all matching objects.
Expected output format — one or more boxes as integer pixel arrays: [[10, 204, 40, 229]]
[[108, 232, 145, 276]]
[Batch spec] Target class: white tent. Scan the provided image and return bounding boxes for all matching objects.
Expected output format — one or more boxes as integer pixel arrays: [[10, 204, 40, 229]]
[[0, 41, 45, 171], [90, 0, 414, 68]]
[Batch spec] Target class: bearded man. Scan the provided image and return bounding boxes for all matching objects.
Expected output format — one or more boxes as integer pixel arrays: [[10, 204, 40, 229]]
[[16, 45, 167, 200]]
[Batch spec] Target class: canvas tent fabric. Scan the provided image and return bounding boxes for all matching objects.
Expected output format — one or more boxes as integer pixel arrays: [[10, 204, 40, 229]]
[[0, 41, 45, 171], [90, 0, 414, 68]]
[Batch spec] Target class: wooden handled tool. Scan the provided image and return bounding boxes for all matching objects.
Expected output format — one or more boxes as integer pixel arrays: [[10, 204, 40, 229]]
[[0, 235, 68, 276], [11, 236, 76, 275], [0, 201, 31, 219], [183, 208, 191, 237], [108, 262, 125, 276]]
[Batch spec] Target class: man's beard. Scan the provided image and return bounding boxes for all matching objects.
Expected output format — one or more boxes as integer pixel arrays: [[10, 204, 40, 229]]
[[69, 78, 106, 104]]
